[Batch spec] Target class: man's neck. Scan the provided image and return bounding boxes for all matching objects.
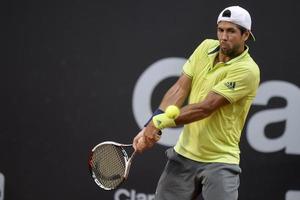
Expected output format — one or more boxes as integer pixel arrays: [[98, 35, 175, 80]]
[[217, 53, 231, 63], [217, 45, 246, 64]]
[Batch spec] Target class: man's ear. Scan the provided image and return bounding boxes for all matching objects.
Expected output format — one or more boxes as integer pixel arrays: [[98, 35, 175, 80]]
[[243, 31, 250, 41]]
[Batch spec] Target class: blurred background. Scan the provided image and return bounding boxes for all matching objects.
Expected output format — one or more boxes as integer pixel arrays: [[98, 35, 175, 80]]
[[2, 0, 300, 199]]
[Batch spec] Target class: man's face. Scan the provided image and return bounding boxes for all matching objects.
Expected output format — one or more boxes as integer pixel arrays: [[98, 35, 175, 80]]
[[217, 21, 249, 57]]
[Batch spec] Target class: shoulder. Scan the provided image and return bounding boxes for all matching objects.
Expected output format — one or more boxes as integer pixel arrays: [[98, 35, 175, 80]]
[[193, 39, 220, 56], [228, 60, 260, 88], [237, 56, 260, 78], [201, 39, 219, 46], [197, 39, 219, 50]]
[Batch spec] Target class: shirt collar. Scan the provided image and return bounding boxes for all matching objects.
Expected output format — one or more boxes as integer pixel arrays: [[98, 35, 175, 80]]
[[208, 43, 249, 65]]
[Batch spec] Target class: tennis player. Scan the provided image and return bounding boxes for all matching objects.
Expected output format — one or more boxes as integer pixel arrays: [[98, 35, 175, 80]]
[[133, 6, 260, 200]]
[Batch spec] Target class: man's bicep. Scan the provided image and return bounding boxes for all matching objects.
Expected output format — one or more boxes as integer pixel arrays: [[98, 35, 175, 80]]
[[159, 73, 192, 109], [178, 72, 192, 91]]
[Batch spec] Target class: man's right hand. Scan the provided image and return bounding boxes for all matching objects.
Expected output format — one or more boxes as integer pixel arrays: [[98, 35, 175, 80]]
[[133, 126, 161, 153]]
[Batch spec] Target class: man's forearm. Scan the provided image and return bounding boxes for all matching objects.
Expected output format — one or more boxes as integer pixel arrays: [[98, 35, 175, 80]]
[[175, 91, 230, 125], [174, 103, 211, 125], [159, 74, 191, 110]]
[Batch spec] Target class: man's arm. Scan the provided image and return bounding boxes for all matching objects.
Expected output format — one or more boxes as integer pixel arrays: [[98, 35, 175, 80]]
[[133, 73, 192, 152], [158, 73, 192, 110], [175, 91, 229, 125], [133, 73, 231, 152], [151, 91, 230, 131], [134, 90, 230, 153]]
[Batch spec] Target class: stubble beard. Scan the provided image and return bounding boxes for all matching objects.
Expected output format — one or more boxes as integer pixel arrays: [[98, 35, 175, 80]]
[[220, 43, 242, 58]]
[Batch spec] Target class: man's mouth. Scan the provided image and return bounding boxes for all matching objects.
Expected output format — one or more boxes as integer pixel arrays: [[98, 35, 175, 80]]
[[220, 43, 230, 51]]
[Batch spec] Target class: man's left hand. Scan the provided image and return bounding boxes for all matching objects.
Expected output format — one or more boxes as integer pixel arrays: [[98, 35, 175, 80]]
[[133, 126, 161, 153]]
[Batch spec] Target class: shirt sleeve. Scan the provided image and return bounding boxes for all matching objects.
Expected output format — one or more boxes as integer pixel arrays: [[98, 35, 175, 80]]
[[212, 66, 258, 103], [182, 39, 209, 78]]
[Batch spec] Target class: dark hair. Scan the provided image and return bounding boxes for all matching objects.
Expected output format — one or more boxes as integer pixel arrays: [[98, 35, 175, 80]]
[[237, 25, 247, 35]]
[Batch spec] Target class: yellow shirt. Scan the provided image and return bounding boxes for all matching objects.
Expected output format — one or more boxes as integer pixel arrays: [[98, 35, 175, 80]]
[[174, 39, 260, 164]]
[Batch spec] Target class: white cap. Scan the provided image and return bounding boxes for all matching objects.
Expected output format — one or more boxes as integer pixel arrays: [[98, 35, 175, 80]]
[[217, 6, 255, 41]]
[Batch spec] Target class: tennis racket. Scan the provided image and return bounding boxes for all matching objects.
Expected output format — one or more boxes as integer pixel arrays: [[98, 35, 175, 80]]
[[88, 141, 136, 190]]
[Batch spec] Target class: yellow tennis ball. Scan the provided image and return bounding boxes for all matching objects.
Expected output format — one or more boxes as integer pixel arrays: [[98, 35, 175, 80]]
[[165, 105, 180, 119]]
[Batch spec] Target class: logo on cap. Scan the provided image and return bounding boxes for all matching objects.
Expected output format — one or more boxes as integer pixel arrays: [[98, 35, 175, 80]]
[[222, 10, 231, 18]]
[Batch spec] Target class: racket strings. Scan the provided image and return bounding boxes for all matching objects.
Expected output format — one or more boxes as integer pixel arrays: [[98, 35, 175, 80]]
[[90, 144, 126, 189]]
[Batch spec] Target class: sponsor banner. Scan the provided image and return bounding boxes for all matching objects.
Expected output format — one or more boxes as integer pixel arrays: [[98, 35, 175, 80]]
[[114, 188, 155, 200]]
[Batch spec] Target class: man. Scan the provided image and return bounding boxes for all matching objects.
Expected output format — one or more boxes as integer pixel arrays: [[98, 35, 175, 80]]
[[133, 6, 260, 200]]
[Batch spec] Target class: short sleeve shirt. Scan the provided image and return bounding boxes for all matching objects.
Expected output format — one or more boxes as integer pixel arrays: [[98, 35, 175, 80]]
[[174, 39, 260, 164]]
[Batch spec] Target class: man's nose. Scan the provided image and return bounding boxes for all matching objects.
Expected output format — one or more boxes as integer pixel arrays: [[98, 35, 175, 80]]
[[220, 32, 228, 41]]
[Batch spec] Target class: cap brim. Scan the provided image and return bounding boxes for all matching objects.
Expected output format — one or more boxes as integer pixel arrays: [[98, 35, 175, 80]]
[[250, 31, 256, 41]]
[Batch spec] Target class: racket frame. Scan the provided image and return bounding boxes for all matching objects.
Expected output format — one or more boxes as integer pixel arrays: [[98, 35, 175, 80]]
[[89, 141, 135, 190]]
